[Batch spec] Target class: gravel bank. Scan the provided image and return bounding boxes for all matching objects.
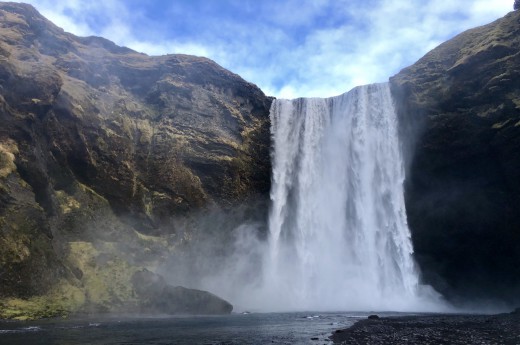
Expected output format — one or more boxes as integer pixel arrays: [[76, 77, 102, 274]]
[[331, 310, 520, 344]]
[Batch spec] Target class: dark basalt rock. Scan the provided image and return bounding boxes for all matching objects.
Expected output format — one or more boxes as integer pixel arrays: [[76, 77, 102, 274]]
[[391, 10, 520, 306], [331, 313, 520, 344], [131, 269, 233, 315]]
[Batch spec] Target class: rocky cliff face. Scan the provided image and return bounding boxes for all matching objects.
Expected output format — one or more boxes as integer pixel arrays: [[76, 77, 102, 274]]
[[2, 1, 519, 317], [0, 3, 270, 318], [391, 10, 520, 306]]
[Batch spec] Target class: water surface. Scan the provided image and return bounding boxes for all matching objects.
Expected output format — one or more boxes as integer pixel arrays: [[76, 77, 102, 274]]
[[0, 312, 398, 344]]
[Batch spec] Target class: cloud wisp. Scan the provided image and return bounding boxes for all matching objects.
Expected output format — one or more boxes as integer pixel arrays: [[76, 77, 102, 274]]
[[24, 0, 514, 98]]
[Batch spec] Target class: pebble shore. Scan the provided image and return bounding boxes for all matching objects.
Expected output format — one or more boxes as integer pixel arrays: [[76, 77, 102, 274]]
[[331, 310, 520, 344]]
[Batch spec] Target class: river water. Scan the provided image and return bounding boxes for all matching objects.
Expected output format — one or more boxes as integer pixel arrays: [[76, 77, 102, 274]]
[[0, 312, 412, 344]]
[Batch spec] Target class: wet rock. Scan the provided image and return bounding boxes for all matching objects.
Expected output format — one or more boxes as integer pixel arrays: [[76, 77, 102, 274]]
[[131, 269, 233, 315], [391, 9, 520, 306], [331, 313, 520, 344]]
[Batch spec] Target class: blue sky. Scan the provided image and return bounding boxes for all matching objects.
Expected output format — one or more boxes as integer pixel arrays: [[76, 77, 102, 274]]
[[24, 0, 514, 98]]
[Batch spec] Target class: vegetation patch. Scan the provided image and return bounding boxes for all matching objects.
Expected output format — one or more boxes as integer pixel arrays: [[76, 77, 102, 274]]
[[0, 281, 85, 320], [0, 139, 18, 178], [65, 241, 139, 312]]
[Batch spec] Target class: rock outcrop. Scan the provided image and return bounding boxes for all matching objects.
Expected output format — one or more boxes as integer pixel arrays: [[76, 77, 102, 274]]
[[131, 269, 233, 315], [391, 10, 520, 305], [0, 2, 270, 318]]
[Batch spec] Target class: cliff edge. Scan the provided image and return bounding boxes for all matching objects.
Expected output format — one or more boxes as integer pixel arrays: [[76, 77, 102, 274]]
[[0, 2, 270, 318], [391, 10, 520, 306]]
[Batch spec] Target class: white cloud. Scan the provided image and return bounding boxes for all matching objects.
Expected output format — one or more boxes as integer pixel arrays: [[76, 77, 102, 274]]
[[23, 0, 514, 98], [126, 41, 210, 58], [259, 0, 514, 97]]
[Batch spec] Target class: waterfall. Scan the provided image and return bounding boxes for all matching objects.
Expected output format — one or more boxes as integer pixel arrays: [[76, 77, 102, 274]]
[[163, 82, 444, 312], [264, 82, 432, 311]]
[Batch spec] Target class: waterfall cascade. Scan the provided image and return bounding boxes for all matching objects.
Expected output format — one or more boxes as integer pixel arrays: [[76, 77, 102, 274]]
[[165, 83, 443, 312], [265, 82, 432, 311]]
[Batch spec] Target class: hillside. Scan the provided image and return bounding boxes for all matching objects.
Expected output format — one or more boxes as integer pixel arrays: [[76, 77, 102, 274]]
[[391, 9, 520, 306], [0, 2, 271, 318]]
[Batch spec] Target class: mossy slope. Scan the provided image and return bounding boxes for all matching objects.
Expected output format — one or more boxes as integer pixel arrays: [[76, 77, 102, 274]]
[[0, 3, 262, 318]]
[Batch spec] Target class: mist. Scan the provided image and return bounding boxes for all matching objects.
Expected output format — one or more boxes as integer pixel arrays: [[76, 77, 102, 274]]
[[159, 83, 450, 313]]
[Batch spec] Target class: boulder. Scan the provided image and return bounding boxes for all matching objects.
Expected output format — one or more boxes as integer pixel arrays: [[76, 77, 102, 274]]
[[131, 269, 233, 315]]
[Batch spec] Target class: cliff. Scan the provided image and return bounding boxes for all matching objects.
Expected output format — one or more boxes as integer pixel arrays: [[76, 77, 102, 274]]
[[2, 1, 520, 317], [391, 10, 520, 305], [0, 2, 270, 318]]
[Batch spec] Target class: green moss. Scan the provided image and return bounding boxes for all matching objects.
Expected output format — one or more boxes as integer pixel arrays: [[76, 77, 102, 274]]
[[0, 239, 148, 320], [0, 280, 85, 320], [77, 182, 109, 203], [492, 119, 512, 129], [0, 232, 30, 265], [0, 140, 18, 178], [66, 241, 139, 310], [135, 119, 154, 145], [55, 190, 81, 214], [134, 230, 168, 247]]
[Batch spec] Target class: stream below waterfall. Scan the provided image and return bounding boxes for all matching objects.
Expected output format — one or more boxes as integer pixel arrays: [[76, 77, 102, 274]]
[[0, 311, 422, 345]]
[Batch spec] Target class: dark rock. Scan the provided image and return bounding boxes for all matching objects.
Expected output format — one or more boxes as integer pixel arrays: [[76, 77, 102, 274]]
[[391, 10, 520, 306], [131, 269, 233, 315], [0, 2, 269, 317], [331, 313, 520, 344], [368, 314, 380, 320], [0, 1, 272, 233]]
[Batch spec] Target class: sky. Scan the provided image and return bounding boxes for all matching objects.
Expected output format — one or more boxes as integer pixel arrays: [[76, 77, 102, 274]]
[[23, 0, 514, 98]]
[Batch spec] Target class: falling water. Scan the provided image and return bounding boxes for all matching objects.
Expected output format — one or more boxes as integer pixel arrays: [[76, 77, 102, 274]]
[[163, 83, 443, 312], [264, 82, 433, 311]]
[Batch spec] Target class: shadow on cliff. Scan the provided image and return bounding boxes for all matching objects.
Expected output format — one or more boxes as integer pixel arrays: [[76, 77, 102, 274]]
[[390, 9, 520, 310]]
